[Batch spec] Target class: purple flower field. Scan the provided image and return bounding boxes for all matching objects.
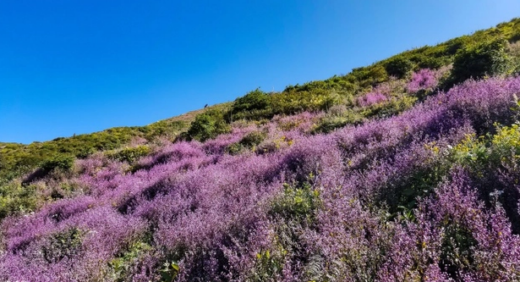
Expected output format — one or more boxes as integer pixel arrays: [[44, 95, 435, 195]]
[[2, 75, 520, 281]]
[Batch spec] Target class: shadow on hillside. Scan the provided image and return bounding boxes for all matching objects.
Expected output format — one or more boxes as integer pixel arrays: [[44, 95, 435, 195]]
[[22, 168, 48, 185]]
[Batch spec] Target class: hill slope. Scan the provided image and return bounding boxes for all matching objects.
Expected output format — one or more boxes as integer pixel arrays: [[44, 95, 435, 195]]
[[1, 18, 520, 281]]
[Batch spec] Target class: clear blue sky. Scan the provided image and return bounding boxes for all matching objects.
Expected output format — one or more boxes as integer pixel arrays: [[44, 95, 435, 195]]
[[1, 0, 519, 144]]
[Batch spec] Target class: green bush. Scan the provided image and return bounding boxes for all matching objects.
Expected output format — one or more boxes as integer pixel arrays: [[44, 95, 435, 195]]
[[109, 241, 154, 281], [0, 119, 189, 183], [228, 89, 272, 121], [187, 109, 231, 142], [362, 95, 417, 120], [384, 57, 414, 78], [0, 183, 38, 219], [226, 131, 266, 155], [239, 131, 266, 147], [440, 224, 477, 278], [412, 54, 447, 70], [369, 65, 389, 82], [312, 114, 363, 134], [445, 36, 472, 55], [40, 155, 75, 172], [271, 88, 339, 115], [42, 227, 84, 263], [449, 39, 510, 85], [106, 145, 151, 164], [509, 31, 520, 43], [270, 182, 321, 221], [514, 65, 520, 75]]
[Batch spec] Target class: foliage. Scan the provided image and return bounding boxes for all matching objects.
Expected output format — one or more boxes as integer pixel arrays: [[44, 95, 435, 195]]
[[449, 39, 511, 86], [509, 31, 520, 43], [270, 182, 321, 221], [383, 57, 414, 78], [106, 145, 151, 164], [0, 120, 187, 182], [228, 88, 272, 121], [42, 227, 84, 264], [186, 109, 231, 141], [2, 75, 520, 281], [226, 131, 266, 155], [312, 111, 363, 134], [40, 155, 75, 172], [0, 183, 38, 219], [109, 241, 154, 281]]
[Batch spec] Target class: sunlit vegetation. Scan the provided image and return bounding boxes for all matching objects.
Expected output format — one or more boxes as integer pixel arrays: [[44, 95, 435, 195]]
[[1, 18, 520, 281]]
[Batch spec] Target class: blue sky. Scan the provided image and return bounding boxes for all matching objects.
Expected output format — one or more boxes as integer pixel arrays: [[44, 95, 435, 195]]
[[1, 0, 519, 144]]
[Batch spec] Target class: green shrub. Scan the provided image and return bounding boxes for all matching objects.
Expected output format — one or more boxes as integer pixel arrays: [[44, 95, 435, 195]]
[[509, 31, 520, 43], [312, 114, 363, 134], [270, 182, 321, 221], [362, 95, 417, 119], [109, 241, 155, 281], [106, 145, 151, 164], [0, 183, 38, 219], [449, 39, 510, 85], [239, 131, 266, 147], [187, 109, 231, 142], [445, 36, 472, 55], [413, 54, 447, 70], [384, 57, 414, 78], [366, 65, 389, 85], [225, 143, 244, 155], [271, 88, 339, 115], [514, 65, 520, 75], [249, 249, 284, 282], [42, 227, 84, 263], [226, 131, 266, 155], [228, 89, 272, 121], [440, 224, 477, 278], [40, 155, 75, 172]]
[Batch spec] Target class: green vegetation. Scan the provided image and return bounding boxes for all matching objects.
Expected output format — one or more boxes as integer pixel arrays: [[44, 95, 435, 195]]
[[186, 109, 231, 142], [228, 89, 273, 121], [225, 88, 339, 122], [450, 121, 520, 172], [448, 39, 511, 86], [42, 227, 84, 264], [226, 131, 267, 155], [0, 120, 187, 183], [40, 155, 75, 173], [384, 57, 414, 78], [0, 182, 39, 219], [270, 182, 321, 222], [109, 242, 155, 282], [106, 145, 151, 164]]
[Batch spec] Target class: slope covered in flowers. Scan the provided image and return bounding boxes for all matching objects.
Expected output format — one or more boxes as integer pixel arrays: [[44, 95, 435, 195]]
[[2, 75, 520, 281], [2, 18, 520, 282]]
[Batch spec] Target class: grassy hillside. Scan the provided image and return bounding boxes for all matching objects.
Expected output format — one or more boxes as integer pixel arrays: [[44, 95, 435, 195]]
[[1, 18, 520, 282], [0, 103, 232, 184], [4, 18, 519, 184]]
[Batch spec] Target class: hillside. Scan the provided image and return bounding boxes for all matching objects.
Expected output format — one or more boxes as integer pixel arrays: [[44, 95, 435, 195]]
[[1, 18, 520, 281]]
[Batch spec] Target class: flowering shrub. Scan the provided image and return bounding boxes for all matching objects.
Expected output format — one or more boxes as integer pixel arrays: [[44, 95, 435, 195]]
[[356, 92, 388, 107], [407, 68, 439, 93]]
